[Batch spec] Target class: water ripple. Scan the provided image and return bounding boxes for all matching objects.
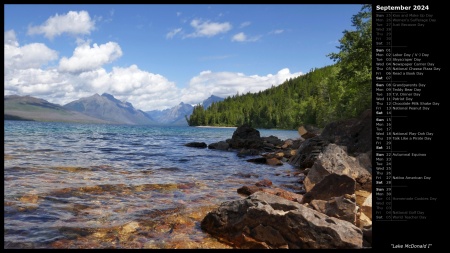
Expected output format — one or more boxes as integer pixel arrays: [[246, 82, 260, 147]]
[[4, 121, 301, 249]]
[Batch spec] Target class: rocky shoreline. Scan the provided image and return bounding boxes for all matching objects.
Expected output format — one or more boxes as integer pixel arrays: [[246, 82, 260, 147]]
[[185, 109, 372, 249]]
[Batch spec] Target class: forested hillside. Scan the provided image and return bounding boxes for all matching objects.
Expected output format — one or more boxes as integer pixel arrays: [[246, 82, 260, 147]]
[[188, 5, 371, 129]]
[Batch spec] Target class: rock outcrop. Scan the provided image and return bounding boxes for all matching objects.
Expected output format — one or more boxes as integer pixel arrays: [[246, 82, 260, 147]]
[[196, 109, 372, 249], [201, 192, 363, 249], [303, 144, 372, 192], [302, 173, 356, 203], [226, 124, 263, 149], [320, 109, 372, 156], [288, 137, 328, 168]]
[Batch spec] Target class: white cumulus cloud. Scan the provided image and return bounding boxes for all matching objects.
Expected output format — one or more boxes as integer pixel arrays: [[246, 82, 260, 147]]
[[4, 30, 58, 70], [231, 32, 260, 42], [4, 68, 72, 98], [27, 10, 95, 39], [58, 42, 122, 73], [77, 65, 181, 110], [185, 19, 232, 38], [4, 27, 304, 112], [179, 68, 303, 104], [4, 30, 19, 46], [231, 32, 246, 42], [4, 31, 182, 110]]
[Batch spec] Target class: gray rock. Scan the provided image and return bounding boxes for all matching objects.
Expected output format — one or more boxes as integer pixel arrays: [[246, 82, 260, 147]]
[[304, 144, 372, 192], [184, 142, 207, 148], [303, 160, 331, 192], [325, 196, 357, 224], [356, 151, 372, 173], [261, 135, 284, 146], [227, 124, 263, 149], [310, 199, 327, 213], [320, 109, 372, 156], [288, 136, 328, 168], [201, 191, 363, 249], [302, 174, 356, 204], [237, 185, 263, 196], [238, 148, 261, 157], [208, 141, 230, 150]]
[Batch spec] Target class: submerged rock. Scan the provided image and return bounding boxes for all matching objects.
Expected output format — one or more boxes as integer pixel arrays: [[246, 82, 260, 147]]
[[184, 142, 207, 148], [208, 141, 230, 150]]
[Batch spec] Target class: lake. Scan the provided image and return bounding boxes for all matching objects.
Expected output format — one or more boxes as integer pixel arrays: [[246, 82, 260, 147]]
[[4, 120, 301, 249]]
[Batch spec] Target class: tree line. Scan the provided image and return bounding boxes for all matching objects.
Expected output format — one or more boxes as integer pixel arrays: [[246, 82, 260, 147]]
[[187, 5, 372, 130]]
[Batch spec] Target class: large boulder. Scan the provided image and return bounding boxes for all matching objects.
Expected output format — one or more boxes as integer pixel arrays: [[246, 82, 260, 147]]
[[227, 124, 264, 149], [309, 195, 358, 225], [324, 195, 357, 224], [288, 136, 328, 168], [201, 191, 363, 249], [303, 144, 372, 192], [302, 174, 356, 203], [320, 109, 372, 156]]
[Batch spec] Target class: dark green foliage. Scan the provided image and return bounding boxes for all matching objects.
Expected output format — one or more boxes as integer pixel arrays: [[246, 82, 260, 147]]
[[328, 4, 372, 116], [187, 5, 371, 129]]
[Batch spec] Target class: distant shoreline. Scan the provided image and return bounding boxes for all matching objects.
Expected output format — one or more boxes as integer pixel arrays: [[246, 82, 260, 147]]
[[195, 126, 237, 129]]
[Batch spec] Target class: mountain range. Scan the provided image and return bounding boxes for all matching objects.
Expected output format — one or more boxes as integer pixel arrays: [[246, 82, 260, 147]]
[[145, 102, 194, 126], [4, 93, 223, 125], [145, 95, 224, 125], [4, 95, 111, 124], [201, 95, 224, 109], [64, 93, 156, 125]]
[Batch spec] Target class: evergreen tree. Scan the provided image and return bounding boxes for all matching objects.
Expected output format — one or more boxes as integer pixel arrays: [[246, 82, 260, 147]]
[[187, 5, 371, 129], [328, 4, 372, 116]]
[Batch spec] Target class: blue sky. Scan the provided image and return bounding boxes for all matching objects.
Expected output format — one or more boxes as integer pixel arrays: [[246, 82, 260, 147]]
[[4, 4, 363, 111]]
